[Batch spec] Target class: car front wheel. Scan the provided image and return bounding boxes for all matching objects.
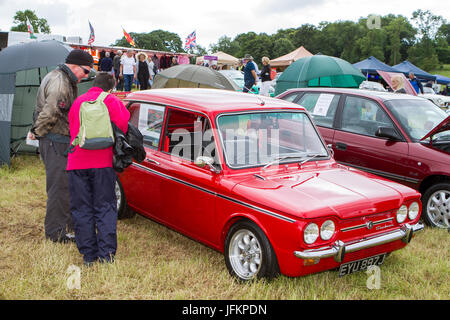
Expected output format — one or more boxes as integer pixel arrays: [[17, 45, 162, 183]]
[[224, 220, 279, 281], [422, 182, 450, 228]]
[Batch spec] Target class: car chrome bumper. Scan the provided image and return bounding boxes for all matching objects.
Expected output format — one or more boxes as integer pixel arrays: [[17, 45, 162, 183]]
[[294, 222, 424, 263]]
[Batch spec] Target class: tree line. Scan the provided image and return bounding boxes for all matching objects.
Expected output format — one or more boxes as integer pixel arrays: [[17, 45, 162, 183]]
[[11, 9, 449, 71]]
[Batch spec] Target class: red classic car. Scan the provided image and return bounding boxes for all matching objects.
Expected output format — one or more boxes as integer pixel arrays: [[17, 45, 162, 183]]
[[116, 88, 424, 280], [278, 88, 450, 229]]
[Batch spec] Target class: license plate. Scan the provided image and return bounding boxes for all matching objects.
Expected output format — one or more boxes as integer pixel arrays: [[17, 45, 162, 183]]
[[338, 253, 387, 277]]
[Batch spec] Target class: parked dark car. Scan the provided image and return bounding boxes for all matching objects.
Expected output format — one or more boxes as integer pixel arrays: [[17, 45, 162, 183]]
[[277, 88, 450, 228]]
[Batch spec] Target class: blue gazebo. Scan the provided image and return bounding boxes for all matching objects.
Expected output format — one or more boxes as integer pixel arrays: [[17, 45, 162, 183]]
[[392, 61, 436, 81], [353, 56, 400, 75], [434, 74, 450, 85]]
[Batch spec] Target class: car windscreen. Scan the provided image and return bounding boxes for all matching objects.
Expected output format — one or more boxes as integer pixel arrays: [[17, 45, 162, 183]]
[[216, 111, 328, 169], [384, 99, 448, 141]]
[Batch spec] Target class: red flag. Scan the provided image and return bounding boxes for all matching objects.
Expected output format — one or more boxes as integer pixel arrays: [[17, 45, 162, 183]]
[[122, 27, 135, 47]]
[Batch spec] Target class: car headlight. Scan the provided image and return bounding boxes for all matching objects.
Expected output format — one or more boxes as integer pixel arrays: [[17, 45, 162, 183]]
[[304, 223, 319, 244], [408, 202, 420, 220], [396, 205, 408, 223], [320, 220, 335, 240]]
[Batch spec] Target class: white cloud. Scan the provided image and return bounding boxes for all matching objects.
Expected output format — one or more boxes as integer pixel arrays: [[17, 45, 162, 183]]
[[0, 0, 448, 50]]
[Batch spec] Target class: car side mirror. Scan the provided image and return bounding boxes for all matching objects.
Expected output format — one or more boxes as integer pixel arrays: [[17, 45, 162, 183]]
[[375, 127, 402, 141], [327, 144, 334, 157], [194, 156, 220, 173]]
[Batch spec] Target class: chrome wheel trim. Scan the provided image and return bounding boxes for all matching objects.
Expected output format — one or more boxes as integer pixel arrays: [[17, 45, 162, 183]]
[[426, 189, 450, 228], [115, 181, 122, 210], [229, 229, 262, 280]]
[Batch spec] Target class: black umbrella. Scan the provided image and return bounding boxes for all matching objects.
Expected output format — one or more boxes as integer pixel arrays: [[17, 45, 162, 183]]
[[0, 40, 72, 74], [152, 64, 240, 91]]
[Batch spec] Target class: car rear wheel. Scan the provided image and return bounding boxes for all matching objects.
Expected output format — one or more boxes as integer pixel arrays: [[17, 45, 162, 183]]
[[115, 179, 135, 220], [422, 182, 450, 228], [224, 220, 279, 281]]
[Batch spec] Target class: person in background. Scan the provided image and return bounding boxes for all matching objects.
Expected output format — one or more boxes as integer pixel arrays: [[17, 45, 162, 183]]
[[171, 56, 178, 67], [120, 49, 136, 92], [100, 52, 113, 74], [148, 56, 155, 87], [243, 54, 258, 93], [135, 52, 152, 90], [408, 72, 424, 94], [67, 72, 130, 266], [113, 50, 123, 90], [260, 56, 272, 96], [236, 59, 245, 72], [30, 49, 94, 243], [392, 75, 407, 94]]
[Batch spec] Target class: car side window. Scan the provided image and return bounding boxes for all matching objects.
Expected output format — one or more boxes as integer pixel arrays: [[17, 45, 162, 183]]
[[129, 102, 165, 149], [281, 92, 299, 102], [341, 96, 395, 137], [296, 93, 339, 128], [163, 108, 218, 167]]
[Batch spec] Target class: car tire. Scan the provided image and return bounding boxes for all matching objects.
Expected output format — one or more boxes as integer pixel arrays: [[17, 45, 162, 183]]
[[115, 179, 136, 220], [421, 182, 450, 228], [224, 220, 280, 281]]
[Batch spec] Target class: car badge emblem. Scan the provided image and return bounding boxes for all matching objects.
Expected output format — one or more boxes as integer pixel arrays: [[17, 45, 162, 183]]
[[366, 221, 374, 230]]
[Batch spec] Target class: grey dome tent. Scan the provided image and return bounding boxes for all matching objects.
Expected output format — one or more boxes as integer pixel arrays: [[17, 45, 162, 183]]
[[0, 40, 94, 166]]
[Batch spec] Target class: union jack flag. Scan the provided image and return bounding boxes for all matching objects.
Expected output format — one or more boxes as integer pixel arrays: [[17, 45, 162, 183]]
[[88, 20, 95, 46], [184, 30, 197, 50]]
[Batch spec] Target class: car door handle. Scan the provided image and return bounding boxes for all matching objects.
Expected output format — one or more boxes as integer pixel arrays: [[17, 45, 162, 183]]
[[145, 158, 160, 166], [335, 142, 347, 151]]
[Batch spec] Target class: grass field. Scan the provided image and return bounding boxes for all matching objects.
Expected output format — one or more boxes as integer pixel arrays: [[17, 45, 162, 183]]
[[0, 155, 449, 300], [431, 64, 450, 78]]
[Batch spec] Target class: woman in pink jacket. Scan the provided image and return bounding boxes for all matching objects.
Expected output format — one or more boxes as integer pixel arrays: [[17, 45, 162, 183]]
[[67, 72, 130, 266]]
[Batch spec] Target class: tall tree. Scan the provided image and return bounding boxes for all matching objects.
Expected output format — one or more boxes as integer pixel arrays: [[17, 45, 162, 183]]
[[411, 9, 444, 40], [209, 35, 240, 57], [355, 19, 387, 62], [383, 15, 416, 65], [435, 23, 450, 64], [271, 38, 295, 59], [10, 9, 51, 34], [290, 24, 320, 53], [408, 10, 445, 71], [113, 30, 183, 52]]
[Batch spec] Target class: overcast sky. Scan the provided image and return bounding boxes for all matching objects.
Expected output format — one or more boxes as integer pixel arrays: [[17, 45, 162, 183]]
[[0, 0, 448, 50]]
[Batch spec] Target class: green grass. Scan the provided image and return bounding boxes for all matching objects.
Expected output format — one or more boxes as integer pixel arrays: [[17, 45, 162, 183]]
[[431, 64, 450, 78], [0, 155, 449, 299]]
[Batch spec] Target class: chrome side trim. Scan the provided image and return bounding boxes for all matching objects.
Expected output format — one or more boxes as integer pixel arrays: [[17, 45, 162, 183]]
[[341, 217, 394, 232], [294, 222, 424, 263], [130, 162, 296, 223]]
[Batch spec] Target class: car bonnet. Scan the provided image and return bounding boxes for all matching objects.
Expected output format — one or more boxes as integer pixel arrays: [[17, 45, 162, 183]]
[[420, 115, 450, 141]]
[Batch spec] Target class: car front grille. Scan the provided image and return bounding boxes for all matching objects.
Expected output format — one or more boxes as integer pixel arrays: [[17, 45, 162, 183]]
[[339, 211, 397, 241]]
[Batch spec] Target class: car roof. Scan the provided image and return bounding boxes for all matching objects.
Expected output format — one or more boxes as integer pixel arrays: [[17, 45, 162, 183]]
[[281, 87, 427, 102], [125, 88, 304, 115]]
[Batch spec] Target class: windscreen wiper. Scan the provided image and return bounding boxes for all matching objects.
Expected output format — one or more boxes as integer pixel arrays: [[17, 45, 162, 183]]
[[298, 154, 328, 166], [262, 154, 304, 170]]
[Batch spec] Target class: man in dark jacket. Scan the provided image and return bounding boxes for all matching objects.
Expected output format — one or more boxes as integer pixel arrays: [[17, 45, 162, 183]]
[[30, 49, 94, 243], [243, 54, 258, 93], [100, 52, 113, 73]]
